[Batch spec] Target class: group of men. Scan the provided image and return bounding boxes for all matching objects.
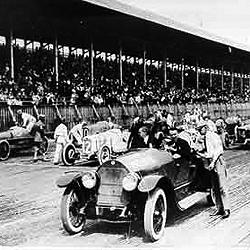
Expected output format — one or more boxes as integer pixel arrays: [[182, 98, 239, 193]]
[[15, 107, 230, 219], [128, 109, 230, 219]]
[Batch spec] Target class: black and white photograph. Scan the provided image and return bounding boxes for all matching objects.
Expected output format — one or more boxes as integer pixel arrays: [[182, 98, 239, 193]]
[[0, 0, 250, 249]]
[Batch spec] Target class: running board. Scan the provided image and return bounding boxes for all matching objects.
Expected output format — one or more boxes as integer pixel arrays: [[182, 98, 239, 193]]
[[178, 192, 207, 210]]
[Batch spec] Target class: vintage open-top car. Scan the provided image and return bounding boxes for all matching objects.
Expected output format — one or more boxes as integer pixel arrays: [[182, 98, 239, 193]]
[[0, 126, 48, 160], [62, 127, 130, 165], [56, 147, 214, 241]]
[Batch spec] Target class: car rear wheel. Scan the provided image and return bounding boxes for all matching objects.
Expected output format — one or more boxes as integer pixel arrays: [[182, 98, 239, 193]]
[[61, 186, 86, 234], [97, 145, 111, 164], [144, 188, 167, 241], [62, 143, 76, 166], [0, 140, 10, 161]]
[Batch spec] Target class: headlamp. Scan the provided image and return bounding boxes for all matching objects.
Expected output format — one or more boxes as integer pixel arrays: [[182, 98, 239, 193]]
[[122, 172, 139, 191], [81, 171, 97, 189]]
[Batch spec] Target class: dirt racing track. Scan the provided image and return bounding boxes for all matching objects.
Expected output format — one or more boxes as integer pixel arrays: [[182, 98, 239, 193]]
[[0, 142, 250, 248]]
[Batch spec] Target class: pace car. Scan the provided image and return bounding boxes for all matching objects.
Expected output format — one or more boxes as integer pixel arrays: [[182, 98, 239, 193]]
[[0, 126, 48, 160], [56, 147, 214, 241]]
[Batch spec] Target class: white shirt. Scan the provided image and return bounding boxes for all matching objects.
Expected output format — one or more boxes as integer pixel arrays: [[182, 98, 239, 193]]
[[54, 123, 68, 144], [205, 131, 224, 161], [22, 113, 36, 126]]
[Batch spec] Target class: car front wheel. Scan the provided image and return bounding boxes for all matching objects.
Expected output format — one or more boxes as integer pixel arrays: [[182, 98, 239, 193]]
[[60, 186, 86, 234], [144, 187, 167, 241], [62, 143, 76, 166]]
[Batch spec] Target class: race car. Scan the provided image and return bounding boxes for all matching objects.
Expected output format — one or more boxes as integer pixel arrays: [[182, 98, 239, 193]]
[[62, 127, 130, 165], [0, 126, 48, 161], [56, 147, 214, 241]]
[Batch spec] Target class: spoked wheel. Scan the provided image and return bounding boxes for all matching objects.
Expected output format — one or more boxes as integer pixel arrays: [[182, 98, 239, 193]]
[[144, 188, 167, 241], [0, 140, 10, 161], [97, 145, 111, 164], [60, 186, 86, 234], [62, 143, 76, 166]]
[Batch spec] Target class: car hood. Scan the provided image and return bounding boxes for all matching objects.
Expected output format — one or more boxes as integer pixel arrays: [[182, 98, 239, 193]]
[[110, 148, 173, 173]]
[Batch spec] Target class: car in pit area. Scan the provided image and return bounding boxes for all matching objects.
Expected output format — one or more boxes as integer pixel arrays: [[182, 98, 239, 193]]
[[56, 147, 214, 242], [0, 126, 48, 161], [235, 119, 250, 145], [62, 126, 130, 165]]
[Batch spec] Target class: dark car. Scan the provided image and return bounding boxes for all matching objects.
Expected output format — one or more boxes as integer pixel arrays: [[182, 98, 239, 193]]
[[56, 148, 213, 242], [236, 119, 250, 145], [0, 126, 48, 160]]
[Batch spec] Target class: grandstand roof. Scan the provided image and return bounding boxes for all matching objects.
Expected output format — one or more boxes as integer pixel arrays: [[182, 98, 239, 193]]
[[1, 0, 250, 72]]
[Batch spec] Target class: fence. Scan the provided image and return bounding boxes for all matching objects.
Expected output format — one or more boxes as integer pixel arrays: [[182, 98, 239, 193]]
[[1, 102, 250, 132]]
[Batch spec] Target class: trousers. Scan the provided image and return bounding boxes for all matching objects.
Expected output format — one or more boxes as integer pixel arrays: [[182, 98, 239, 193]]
[[211, 155, 230, 212]]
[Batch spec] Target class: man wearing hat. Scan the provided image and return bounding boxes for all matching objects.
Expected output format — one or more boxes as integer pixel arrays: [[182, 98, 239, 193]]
[[68, 118, 87, 147], [16, 109, 36, 133], [53, 117, 68, 165], [195, 121, 230, 219], [32, 114, 47, 162]]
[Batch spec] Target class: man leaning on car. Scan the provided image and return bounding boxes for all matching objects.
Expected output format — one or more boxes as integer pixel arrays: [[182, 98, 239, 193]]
[[195, 121, 230, 219]]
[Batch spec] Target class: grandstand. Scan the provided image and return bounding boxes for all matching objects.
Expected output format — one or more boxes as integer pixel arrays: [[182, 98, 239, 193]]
[[0, 0, 250, 131]]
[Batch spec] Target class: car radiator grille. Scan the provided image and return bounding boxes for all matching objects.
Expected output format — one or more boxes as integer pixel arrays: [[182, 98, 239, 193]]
[[97, 163, 129, 207]]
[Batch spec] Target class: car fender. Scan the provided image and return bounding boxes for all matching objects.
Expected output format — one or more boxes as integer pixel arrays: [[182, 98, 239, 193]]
[[56, 172, 82, 188], [138, 175, 165, 192]]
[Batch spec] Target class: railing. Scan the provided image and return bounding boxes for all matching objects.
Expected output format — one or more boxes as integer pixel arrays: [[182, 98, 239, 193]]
[[1, 101, 250, 132]]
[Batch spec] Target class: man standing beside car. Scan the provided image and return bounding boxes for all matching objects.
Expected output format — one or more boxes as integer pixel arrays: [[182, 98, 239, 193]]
[[195, 122, 230, 219], [53, 117, 68, 165]]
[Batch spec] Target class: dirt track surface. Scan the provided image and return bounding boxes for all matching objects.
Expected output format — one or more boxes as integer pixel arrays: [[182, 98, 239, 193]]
[[0, 143, 250, 249]]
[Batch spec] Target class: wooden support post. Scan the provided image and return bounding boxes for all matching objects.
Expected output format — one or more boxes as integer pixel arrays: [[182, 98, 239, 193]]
[[119, 45, 123, 86], [33, 104, 39, 119], [221, 66, 224, 90], [121, 103, 129, 117], [54, 104, 62, 120], [90, 41, 94, 86], [181, 58, 184, 90], [231, 71, 234, 91], [10, 29, 14, 80], [107, 104, 115, 118], [209, 67, 213, 88], [132, 99, 140, 116], [143, 48, 147, 85], [92, 104, 100, 121], [7, 104, 16, 124], [163, 58, 167, 88], [196, 61, 199, 91], [240, 72, 244, 92], [74, 105, 82, 120], [147, 102, 152, 114], [54, 36, 59, 90]]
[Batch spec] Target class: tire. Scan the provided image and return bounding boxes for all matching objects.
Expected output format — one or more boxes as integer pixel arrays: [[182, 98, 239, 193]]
[[62, 143, 76, 166], [0, 140, 10, 161], [97, 145, 111, 164], [60, 186, 86, 234], [144, 188, 167, 242]]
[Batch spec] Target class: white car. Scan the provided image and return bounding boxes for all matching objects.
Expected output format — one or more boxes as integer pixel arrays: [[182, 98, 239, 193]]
[[62, 128, 130, 165]]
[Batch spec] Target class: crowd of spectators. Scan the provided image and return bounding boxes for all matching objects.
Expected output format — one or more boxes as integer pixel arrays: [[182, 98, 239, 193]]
[[0, 43, 250, 106]]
